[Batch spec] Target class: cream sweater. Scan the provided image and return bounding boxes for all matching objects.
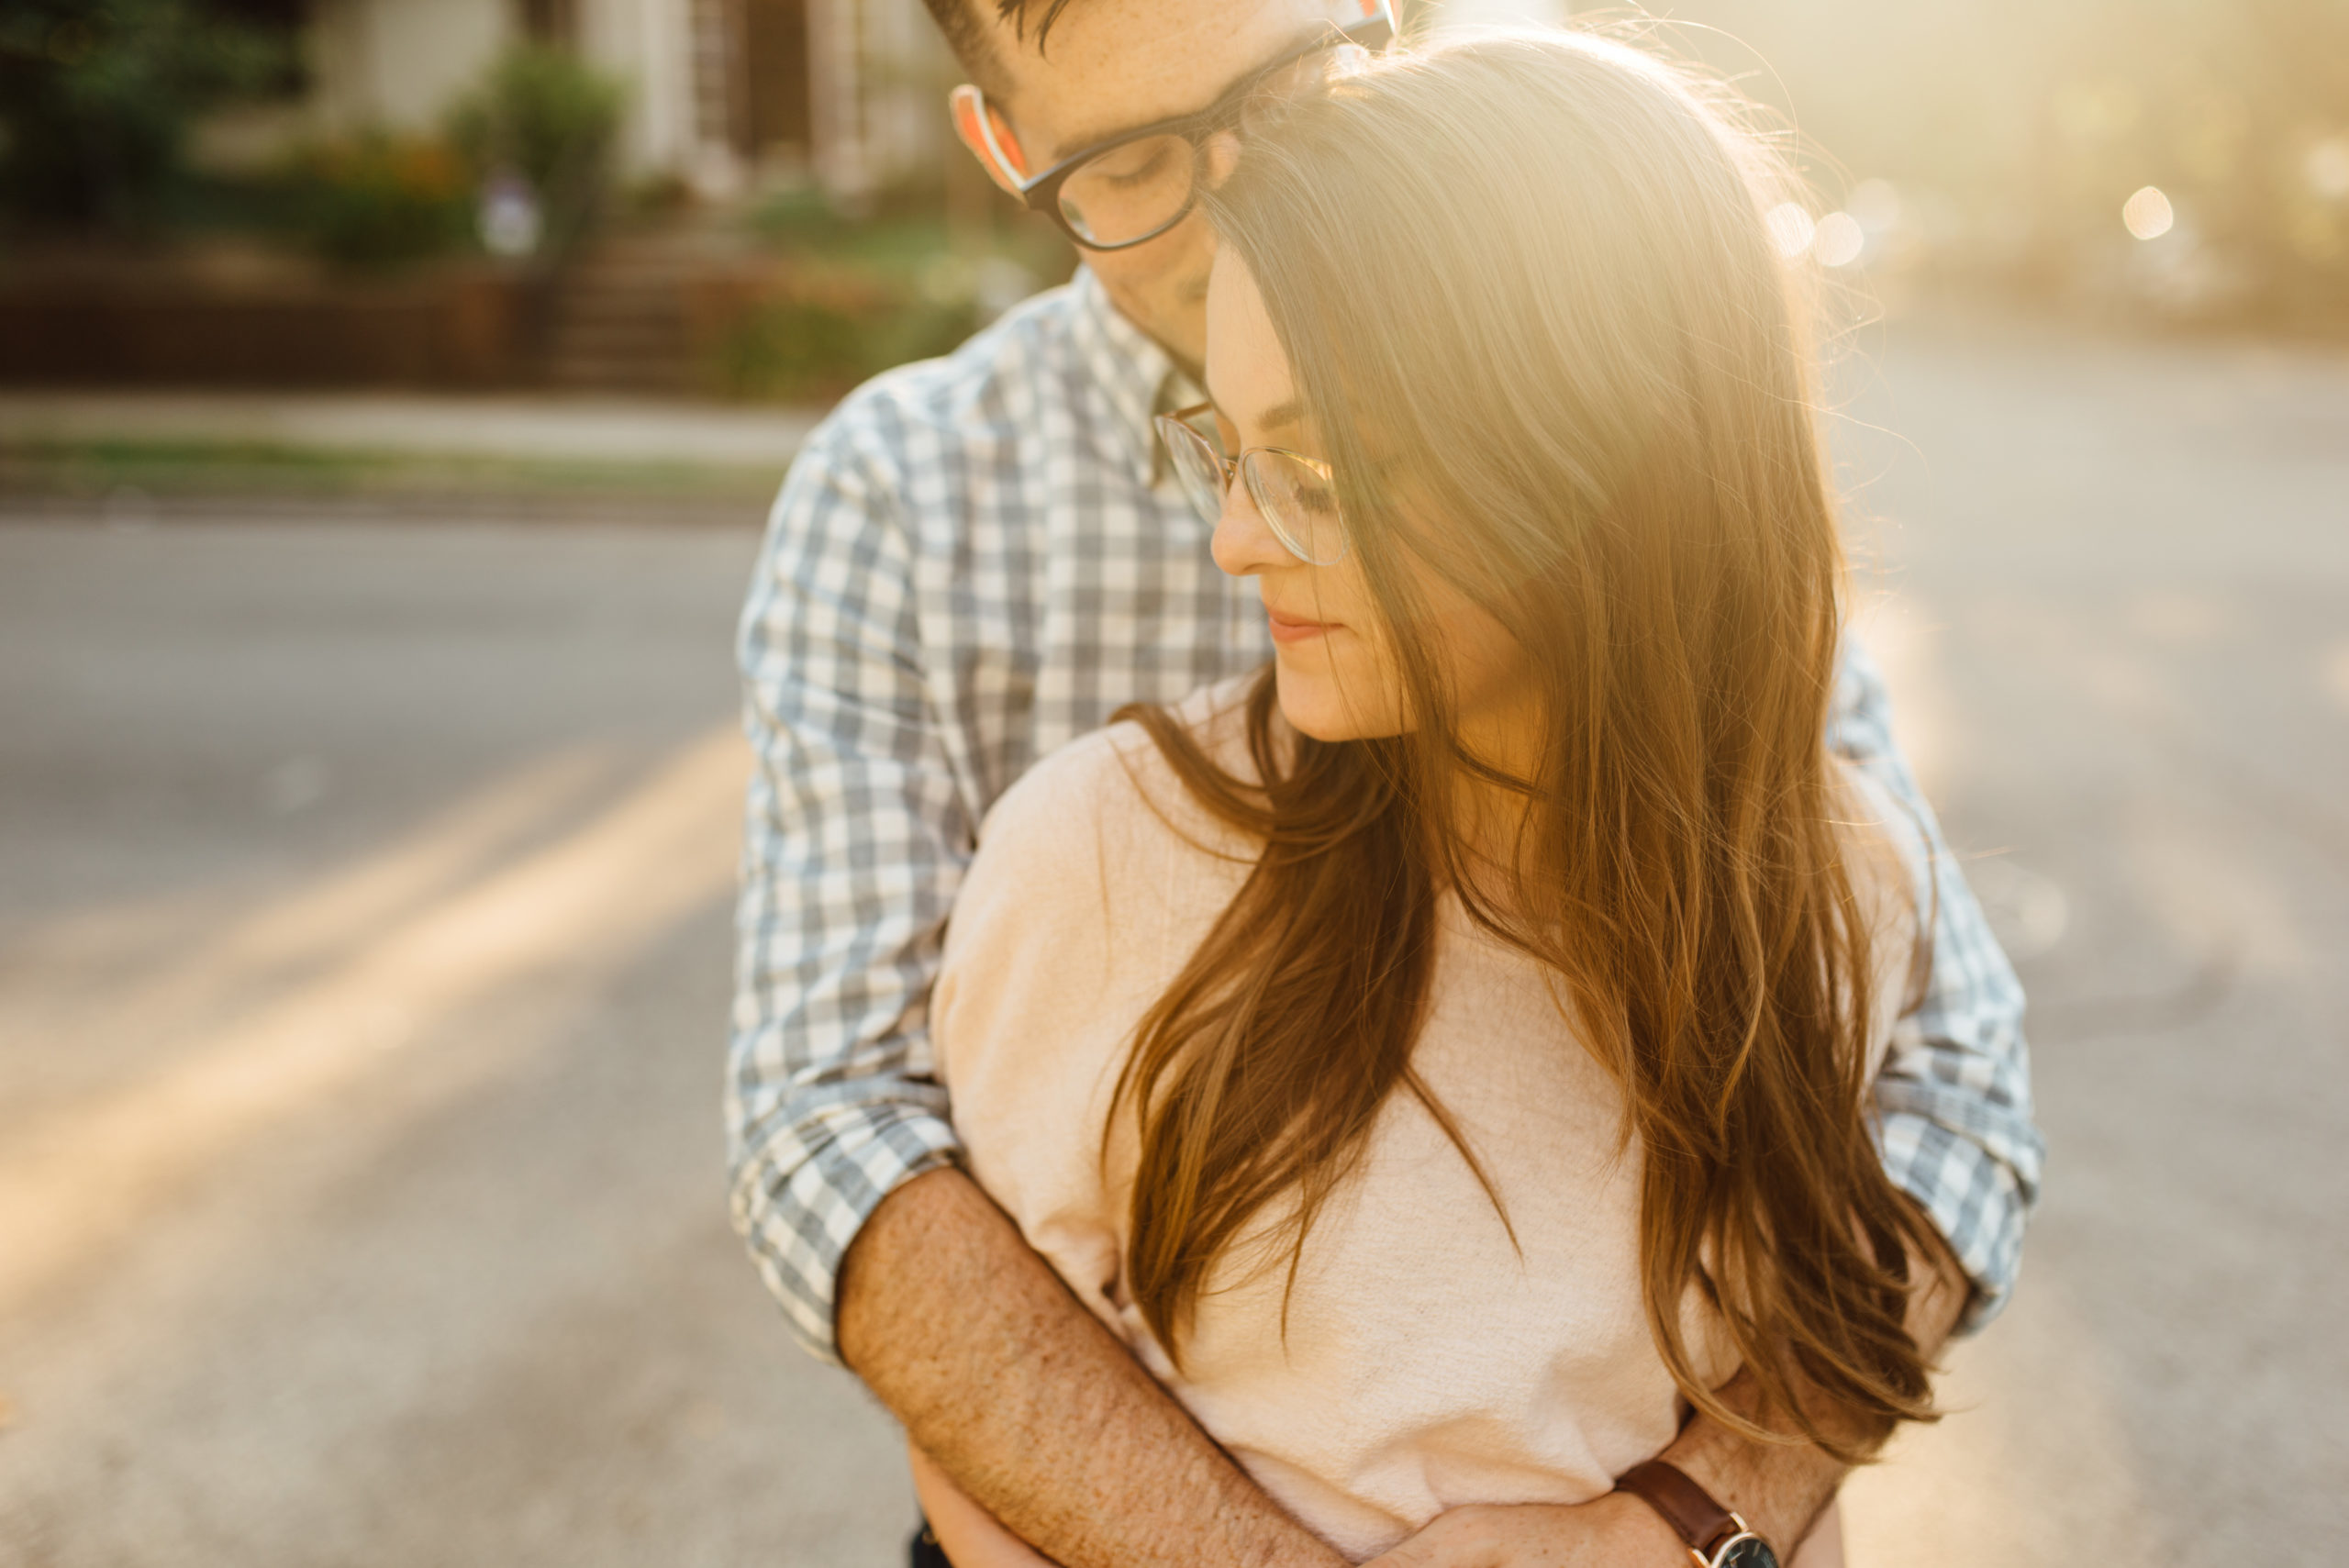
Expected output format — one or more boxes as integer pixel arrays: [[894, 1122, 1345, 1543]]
[[931, 686, 1918, 1562]]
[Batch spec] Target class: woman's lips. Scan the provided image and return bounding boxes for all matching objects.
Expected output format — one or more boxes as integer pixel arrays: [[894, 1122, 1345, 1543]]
[[1265, 608, 1338, 645]]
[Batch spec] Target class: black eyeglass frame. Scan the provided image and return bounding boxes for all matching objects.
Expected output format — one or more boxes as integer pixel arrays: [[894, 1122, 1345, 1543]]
[[963, 1, 1397, 251]]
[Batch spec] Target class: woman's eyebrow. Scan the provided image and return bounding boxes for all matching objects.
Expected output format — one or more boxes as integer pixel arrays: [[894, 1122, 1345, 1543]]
[[1195, 379, 1303, 438], [1257, 398, 1304, 433]]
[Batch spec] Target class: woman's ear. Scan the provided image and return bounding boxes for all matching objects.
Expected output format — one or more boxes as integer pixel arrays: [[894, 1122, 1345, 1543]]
[[950, 85, 1029, 196]]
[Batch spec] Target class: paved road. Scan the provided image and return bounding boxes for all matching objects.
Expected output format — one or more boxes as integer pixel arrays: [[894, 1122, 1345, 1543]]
[[1, 314, 2343, 1565], [1827, 315, 2349, 1567]]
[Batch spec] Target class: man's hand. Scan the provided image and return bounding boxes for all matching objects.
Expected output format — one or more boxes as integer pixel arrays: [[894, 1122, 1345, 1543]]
[[1666, 1215, 1970, 1550], [1363, 1494, 1686, 1568], [837, 1165, 1346, 1568]]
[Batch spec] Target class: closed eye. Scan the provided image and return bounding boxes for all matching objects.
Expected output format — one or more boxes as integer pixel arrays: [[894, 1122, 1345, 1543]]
[[1112, 153, 1173, 188], [1089, 139, 1178, 188]]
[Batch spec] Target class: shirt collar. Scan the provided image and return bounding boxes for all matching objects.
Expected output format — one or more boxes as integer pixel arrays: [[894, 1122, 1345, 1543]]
[[1069, 266, 1197, 487]]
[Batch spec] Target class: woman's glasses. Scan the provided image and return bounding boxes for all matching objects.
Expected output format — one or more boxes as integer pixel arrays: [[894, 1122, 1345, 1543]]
[[1155, 403, 1348, 565], [952, 2, 1396, 252]]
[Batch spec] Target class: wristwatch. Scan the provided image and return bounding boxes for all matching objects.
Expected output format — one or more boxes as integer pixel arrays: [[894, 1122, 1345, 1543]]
[[1613, 1460, 1780, 1568]]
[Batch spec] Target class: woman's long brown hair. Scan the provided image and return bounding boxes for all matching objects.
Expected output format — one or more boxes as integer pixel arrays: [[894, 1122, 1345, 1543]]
[[1109, 29, 1941, 1462]]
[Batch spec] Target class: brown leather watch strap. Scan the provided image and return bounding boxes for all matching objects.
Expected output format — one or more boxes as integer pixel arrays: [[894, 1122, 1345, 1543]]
[[1614, 1460, 1739, 1560]]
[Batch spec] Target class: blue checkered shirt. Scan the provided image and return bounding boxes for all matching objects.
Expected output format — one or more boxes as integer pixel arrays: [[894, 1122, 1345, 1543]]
[[729, 267, 2044, 1364]]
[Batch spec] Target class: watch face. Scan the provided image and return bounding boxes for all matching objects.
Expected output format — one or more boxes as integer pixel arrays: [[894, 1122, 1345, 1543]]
[[1715, 1536, 1779, 1568]]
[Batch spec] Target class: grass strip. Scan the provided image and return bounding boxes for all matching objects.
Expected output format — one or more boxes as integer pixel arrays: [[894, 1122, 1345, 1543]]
[[0, 438, 787, 505]]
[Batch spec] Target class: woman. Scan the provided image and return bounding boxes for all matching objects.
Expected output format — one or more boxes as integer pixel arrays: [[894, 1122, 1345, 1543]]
[[918, 28, 1943, 1567]]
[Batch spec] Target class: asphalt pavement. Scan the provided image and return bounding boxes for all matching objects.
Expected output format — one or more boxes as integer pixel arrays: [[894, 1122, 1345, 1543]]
[[1, 310, 2343, 1565]]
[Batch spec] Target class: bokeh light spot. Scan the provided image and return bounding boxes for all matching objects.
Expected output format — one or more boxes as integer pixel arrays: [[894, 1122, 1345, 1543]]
[[1846, 178, 1903, 234], [1766, 202, 1817, 260], [2307, 137, 2349, 202], [1814, 212, 1866, 267], [2122, 185, 2176, 240]]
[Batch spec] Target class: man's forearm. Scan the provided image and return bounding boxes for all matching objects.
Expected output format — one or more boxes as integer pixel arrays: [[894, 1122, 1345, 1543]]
[[838, 1165, 1345, 1568], [1663, 1216, 1972, 1551]]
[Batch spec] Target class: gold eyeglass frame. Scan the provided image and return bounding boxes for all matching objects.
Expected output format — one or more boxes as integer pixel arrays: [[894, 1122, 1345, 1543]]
[[1155, 401, 1349, 565]]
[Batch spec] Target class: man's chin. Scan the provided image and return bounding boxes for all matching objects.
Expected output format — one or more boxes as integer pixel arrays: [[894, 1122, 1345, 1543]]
[[1097, 276, 1210, 373]]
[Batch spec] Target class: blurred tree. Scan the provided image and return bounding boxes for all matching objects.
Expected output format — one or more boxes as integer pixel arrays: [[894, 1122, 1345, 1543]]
[[2031, 0, 2349, 321], [1653, 0, 2349, 323], [0, 0, 289, 231]]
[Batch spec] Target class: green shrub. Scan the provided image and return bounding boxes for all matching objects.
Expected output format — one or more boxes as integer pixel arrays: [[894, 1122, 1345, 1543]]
[[715, 272, 984, 403], [446, 45, 626, 261], [284, 132, 471, 270], [720, 183, 1073, 399], [749, 184, 855, 250]]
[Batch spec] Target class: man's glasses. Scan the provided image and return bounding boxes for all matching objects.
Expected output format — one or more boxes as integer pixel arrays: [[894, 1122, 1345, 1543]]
[[1155, 403, 1349, 565], [951, 1, 1396, 251]]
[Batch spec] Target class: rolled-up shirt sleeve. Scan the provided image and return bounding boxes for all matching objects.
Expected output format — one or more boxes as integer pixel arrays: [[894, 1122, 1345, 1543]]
[[727, 424, 970, 1364], [1831, 638, 2046, 1333]]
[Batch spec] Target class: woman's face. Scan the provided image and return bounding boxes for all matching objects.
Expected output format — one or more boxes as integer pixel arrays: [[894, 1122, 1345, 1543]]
[[1204, 253, 1533, 755]]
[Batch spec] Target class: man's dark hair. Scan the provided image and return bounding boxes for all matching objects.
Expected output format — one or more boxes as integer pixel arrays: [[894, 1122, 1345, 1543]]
[[920, 0, 1085, 82], [994, 0, 1084, 47]]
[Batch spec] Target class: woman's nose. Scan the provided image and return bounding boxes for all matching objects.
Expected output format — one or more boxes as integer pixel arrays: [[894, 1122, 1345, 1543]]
[[1210, 484, 1291, 578]]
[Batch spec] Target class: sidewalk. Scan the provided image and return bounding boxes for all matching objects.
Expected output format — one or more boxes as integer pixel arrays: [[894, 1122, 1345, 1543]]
[[0, 390, 832, 522], [0, 390, 827, 469]]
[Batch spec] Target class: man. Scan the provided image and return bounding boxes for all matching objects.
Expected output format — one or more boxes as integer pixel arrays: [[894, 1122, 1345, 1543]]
[[728, 0, 2044, 1562]]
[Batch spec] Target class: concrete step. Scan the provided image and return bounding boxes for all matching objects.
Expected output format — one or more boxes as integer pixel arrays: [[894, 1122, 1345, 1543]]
[[529, 237, 738, 393]]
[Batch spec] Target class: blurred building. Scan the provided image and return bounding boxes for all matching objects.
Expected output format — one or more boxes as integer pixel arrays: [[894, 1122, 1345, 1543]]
[[211, 0, 950, 200]]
